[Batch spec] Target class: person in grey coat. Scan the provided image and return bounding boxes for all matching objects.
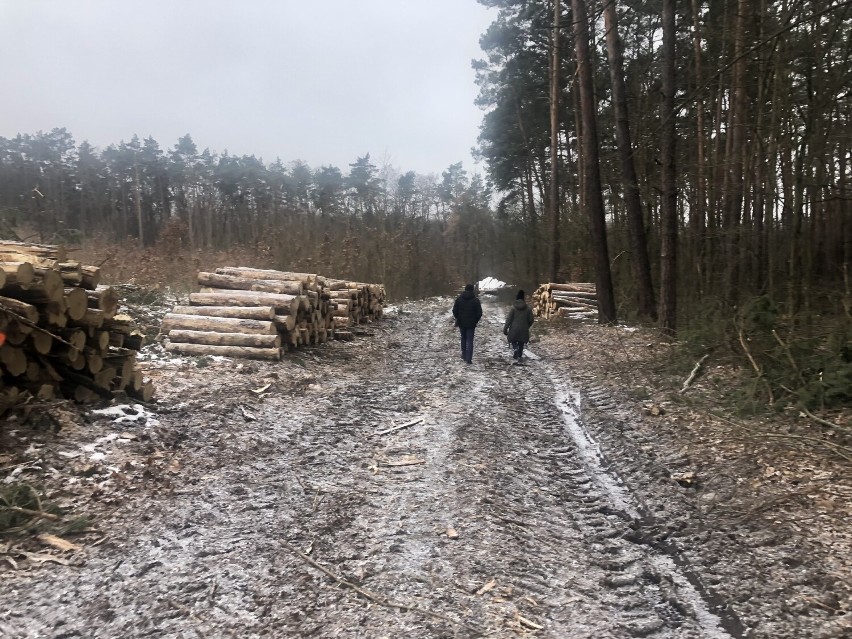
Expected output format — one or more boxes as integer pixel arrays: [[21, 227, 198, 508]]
[[503, 289, 534, 361]]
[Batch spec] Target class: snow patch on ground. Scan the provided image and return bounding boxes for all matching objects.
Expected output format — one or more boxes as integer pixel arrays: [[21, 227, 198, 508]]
[[477, 276, 507, 291], [91, 404, 160, 427]]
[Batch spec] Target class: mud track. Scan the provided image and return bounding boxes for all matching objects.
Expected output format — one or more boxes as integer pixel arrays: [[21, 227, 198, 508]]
[[1, 298, 846, 637]]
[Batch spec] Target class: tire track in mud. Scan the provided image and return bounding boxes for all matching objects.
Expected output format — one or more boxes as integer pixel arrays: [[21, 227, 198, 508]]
[[0, 298, 741, 638], [276, 299, 738, 637]]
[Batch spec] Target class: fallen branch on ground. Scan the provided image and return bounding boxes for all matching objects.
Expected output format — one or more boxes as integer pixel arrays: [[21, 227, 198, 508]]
[[280, 539, 483, 635], [376, 416, 424, 436], [680, 354, 709, 393], [800, 405, 852, 434], [0, 506, 63, 522]]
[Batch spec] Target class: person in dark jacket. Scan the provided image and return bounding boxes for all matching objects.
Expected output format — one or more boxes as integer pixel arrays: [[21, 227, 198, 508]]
[[503, 289, 534, 361], [452, 283, 483, 364]]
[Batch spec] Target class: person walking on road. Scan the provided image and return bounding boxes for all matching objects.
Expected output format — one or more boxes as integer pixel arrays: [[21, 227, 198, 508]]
[[452, 283, 483, 364], [504, 289, 534, 362]]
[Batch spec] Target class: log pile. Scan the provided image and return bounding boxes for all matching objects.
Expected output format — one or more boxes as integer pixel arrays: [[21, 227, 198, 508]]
[[531, 282, 598, 319], [160, 267, 385, 359], [0, 241, 153, 407], [324, 279, 385, 339]]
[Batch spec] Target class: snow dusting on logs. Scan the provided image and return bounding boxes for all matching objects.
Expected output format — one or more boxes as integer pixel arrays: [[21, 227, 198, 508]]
[[0, 241, 152, 406], [160, 267, 386, 359], [532, 282, 598, 319]]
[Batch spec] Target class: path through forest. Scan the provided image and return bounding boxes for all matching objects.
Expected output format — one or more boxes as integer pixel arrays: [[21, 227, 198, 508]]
[[1, 297, 849, 638]]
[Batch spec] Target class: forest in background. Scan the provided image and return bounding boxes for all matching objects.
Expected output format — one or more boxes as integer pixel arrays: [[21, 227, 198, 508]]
[[0, 0, 849, 409]]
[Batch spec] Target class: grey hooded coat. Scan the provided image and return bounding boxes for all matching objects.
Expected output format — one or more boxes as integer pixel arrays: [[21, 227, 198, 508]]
[[504, 299, 534, 343]]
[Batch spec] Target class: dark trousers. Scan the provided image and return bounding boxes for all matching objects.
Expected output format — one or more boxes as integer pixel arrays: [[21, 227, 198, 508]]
[[459, 327, 475, 363], [511, 341, 525, 359]]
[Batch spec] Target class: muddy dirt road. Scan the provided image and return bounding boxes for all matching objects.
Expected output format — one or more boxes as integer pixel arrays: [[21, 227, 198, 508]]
[[1, 297, 849, 638]]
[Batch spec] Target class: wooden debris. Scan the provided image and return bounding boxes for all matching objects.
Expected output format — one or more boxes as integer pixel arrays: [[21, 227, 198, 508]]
[[531, 282, 598, 319], [159, 267, 386, 360], [0, 242, 153, 406], [680, 354, 709, 393], [376, 416, 424, 436], [475, 578, 497, 595]]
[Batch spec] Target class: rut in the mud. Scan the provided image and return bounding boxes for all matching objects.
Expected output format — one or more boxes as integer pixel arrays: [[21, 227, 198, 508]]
[[4, 298, 745, 638]]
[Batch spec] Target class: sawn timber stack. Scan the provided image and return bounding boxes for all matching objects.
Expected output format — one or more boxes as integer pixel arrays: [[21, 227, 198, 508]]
[[0, 241, 153, 408], [160, 267, 385, 360]]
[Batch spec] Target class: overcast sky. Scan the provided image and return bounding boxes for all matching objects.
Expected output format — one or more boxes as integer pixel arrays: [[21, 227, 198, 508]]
[[0, 0, 496, 176]]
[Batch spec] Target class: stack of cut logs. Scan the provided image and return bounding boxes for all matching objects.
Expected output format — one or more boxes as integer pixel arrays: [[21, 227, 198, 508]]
[[0, 241, 153, 408], [160, 267, 385, 361], [531, 282, 598, 319]]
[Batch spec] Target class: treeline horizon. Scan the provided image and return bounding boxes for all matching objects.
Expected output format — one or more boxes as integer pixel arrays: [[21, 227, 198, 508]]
[[0, 128, 500, 299]]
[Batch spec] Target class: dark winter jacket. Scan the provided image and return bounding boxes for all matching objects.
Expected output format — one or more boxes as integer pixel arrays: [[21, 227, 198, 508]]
[[452, 290, 483, 329], [504, 299, 534, 343]]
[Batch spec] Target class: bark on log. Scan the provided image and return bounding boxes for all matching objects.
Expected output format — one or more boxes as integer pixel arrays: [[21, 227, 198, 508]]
[[171, 305, 275, 320], [556, 306, 597, 317], [189, 291, 299, 314], [323, 278, 349, 290], [547, 282, 596, 292], [215, 267, 316, 286], [551, 297, 598, 309], [165, 341, 281, 360], [167, 330, 281, 348], [161, 314, 276, 335], [550, 291, 598, 301], [0, 296, 39, 323], [0, 241, 66, 262], [197, 272, 304, 295]]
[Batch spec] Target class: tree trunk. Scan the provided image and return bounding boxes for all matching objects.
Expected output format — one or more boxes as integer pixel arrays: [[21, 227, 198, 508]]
[[602, 0, 656, 320], [690, 0, 707, 291], [548, 0, 562, 282], [658, 0, 678, 336], [134, 166, 144, 248], [571, 0, 617, 324]]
